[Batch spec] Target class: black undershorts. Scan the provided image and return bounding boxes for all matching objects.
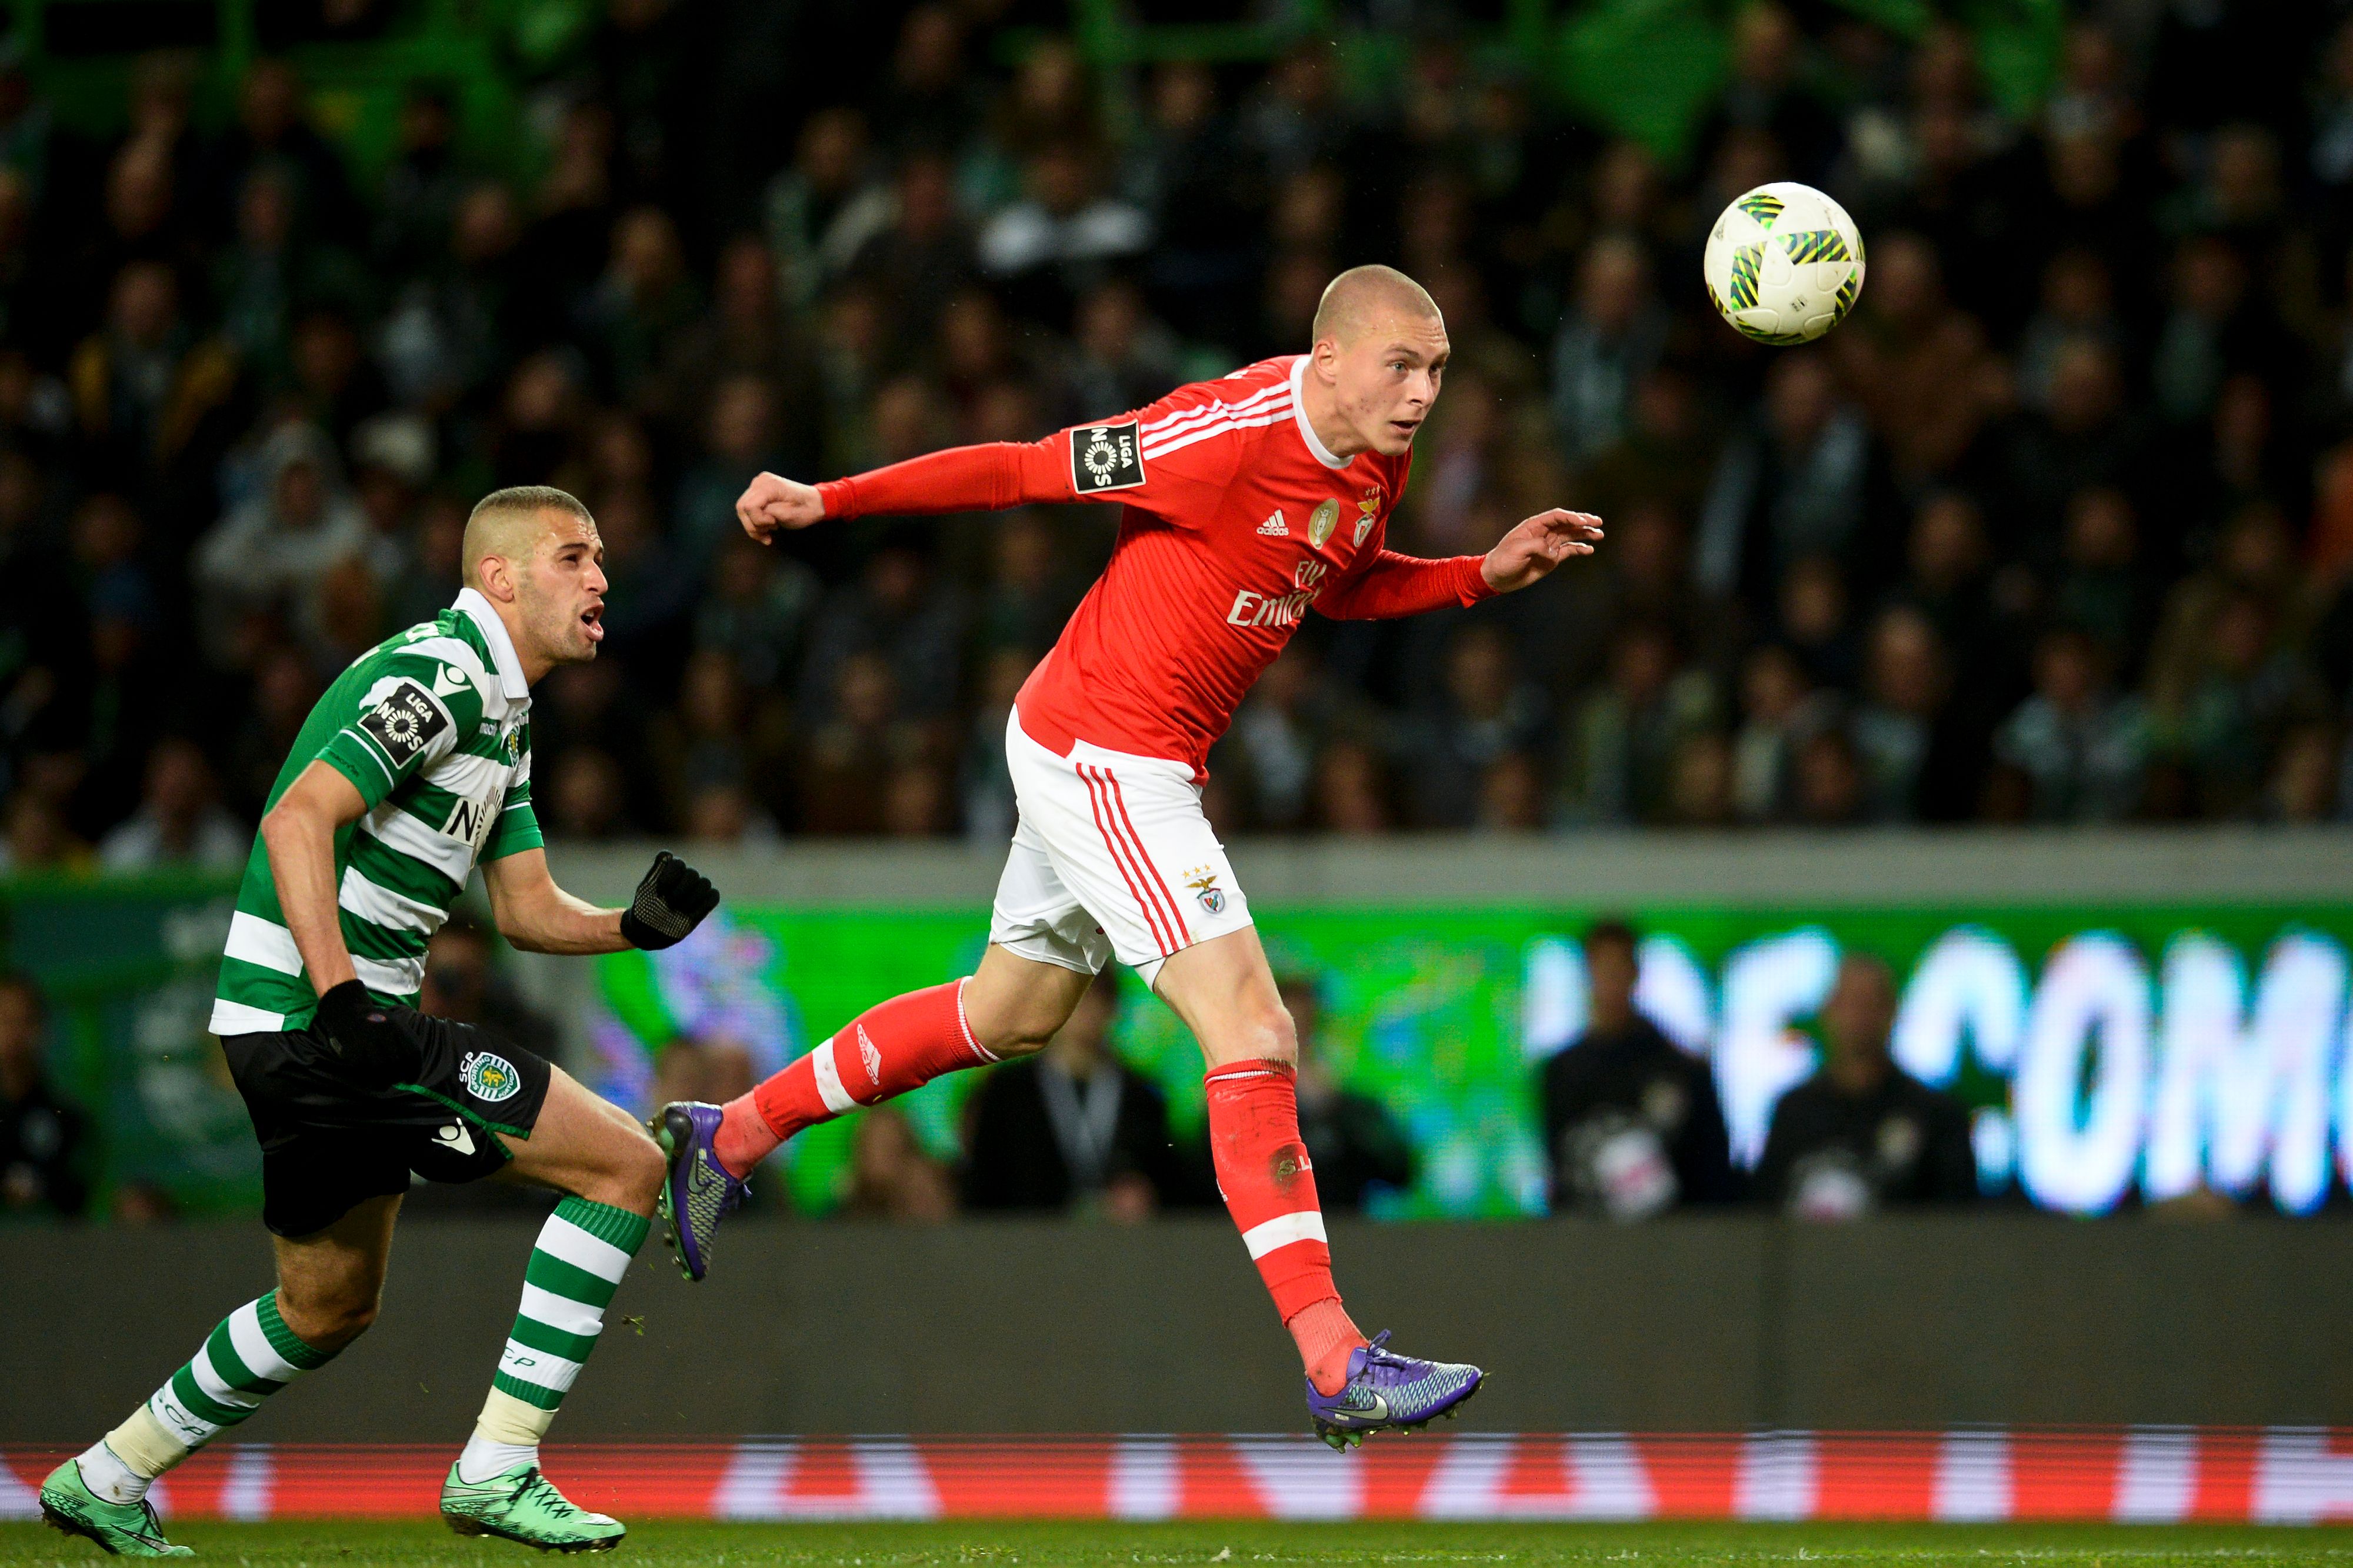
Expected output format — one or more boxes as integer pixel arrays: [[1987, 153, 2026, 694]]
[[220, 1006, 554, 1238]]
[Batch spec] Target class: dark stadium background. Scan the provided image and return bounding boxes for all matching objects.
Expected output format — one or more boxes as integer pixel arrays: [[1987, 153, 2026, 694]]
[[9, 1, 2353, 1539], [0, 0, 2341, 854]]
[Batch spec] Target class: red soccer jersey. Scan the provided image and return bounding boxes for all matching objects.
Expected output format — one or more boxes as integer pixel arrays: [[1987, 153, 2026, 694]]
[[815, 354, 1492, 779]]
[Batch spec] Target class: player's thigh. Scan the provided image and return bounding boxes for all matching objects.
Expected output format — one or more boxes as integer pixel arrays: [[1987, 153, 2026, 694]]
[[272, 1192, 404, 1347], [984, 797, 1114, 1053], [1008, 723, 1252, 983], [498, 1066, 665, 1214], [1152, 925, 1297, 1070], [965, 940, 1096, 1057]]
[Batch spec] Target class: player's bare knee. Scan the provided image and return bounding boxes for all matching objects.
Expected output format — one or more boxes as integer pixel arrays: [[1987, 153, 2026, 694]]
[[582, 1124, 666, 1213], [1249, 999, 1299, 1067], [275, 1283, 379, 1350], [984, 1008, 1061, 1059], [963, 983, 1067, 1059]]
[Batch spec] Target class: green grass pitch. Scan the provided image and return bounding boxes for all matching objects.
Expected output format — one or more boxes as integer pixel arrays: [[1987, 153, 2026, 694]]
[[9, 1520, 2353, 1566]]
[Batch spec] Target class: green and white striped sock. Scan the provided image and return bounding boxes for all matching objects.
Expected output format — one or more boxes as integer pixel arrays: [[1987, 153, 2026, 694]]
[[81, 1293, 339, 1503], [459, 1196, 648, 1484]]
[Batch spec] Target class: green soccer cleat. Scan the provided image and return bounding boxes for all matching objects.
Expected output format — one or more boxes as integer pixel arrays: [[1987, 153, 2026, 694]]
[[38, 1458, 193, 1557], [440, 1461, 624, 1553]]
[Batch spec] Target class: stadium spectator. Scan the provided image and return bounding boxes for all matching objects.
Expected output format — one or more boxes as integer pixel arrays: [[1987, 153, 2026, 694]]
[[190, 423, 366, 655], [1754, 953, 1978, 1217], [1408, 623, 1548, 828], [0, 972, 89, 1217], [1550, 235, 1669, 466], [1696, 350, 1891, 609], [961, 968, 1191, 1219], [1278, 975, 1412, 1213], [1990, 627, 2150, 822], [842, 1107, 958, 1221], [1850, 605, 1969, 822], [96, 737, 245, 869], [1559, 620, 1717, 825], [650, 1026, 759, 1135], [1539, 919, 1735, 1219], [1731, 642, 1827, 823]]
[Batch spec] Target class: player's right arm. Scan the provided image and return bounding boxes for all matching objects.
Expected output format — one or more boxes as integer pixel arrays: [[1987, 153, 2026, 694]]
[[735, 383, 1242, 541], [260, 761, 413, 1082], [261, 656, 482, 1076], [258, 762, 369, 995], [734, 441, 1072, 539]]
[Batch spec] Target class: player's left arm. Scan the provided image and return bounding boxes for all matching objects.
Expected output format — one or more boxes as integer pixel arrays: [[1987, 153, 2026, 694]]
[[481, 848, 719, 956], [1475, 508, 1607, 593], [1317, 508, 1605, 619]]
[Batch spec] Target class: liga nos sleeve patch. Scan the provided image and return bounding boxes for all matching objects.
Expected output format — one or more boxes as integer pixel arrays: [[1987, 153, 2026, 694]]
[[1071, 421, 1145, 492], [358, 679, 451, 769]]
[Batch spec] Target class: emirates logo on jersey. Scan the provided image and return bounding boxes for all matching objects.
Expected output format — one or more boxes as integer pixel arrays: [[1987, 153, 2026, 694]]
[[1228, 559, 1327, 629]]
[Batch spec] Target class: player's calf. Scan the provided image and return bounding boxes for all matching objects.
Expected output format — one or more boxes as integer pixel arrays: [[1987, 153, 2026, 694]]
[[462, 1072, 656, 1498]]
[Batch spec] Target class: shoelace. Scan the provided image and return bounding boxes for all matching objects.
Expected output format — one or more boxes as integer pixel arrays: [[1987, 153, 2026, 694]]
[[507, 1469, 583, 1520], [1359, 1330, 1406, 1376]]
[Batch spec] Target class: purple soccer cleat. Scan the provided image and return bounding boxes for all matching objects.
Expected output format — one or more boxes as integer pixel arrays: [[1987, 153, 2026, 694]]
[[651, 1101, 749, 1282], [1304, 1330, 1484, 1450]]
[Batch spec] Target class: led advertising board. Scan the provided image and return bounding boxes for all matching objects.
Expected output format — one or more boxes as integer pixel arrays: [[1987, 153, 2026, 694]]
[[582, 902, 2353, 1218]]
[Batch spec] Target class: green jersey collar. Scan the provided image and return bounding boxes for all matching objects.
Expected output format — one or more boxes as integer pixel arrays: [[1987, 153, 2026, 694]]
[[453, 588, 532, 700]]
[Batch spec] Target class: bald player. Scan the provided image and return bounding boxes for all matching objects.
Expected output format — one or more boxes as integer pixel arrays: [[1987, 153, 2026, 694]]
[[657, 266, 1603, 1447], [41, 486, 720, 1557]]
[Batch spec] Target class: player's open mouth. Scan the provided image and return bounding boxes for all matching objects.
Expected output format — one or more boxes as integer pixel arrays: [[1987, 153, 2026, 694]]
[[581, 603, 604, 642]]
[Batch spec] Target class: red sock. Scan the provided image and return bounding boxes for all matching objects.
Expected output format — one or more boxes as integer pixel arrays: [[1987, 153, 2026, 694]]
[[1204, 1060, 1365, 1395], [714, 979, 994, 1177], [1287, 1299, 1367, 1397]]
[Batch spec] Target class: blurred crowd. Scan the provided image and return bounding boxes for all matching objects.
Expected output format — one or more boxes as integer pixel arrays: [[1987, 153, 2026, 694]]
[[6, 1, 2353, 865]]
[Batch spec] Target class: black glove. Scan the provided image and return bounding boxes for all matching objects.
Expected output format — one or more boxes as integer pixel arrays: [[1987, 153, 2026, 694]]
[[312, 979, 415, 1088], [621, 850, 719, 950]]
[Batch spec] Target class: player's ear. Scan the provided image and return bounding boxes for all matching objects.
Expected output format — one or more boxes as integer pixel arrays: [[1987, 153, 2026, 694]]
[[478, 554, 516, 603]]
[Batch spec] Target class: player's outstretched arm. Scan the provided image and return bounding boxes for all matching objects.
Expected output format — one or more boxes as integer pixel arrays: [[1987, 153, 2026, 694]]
[[735, 471, 825, 542], [1478, 508, 1605, 593], [1315, 509, 1604, 622], [735, 436, 1078, 543], [483, 848, 719, 956]]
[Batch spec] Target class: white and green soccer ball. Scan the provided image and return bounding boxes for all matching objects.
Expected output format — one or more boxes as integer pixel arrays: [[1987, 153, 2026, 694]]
[[1702, 181, 1865, 345]]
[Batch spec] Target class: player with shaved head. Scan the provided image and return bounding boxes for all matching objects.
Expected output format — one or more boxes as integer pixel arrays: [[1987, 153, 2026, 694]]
[[669, 267, 1602, 1446], [41, 486, 721, 1557]]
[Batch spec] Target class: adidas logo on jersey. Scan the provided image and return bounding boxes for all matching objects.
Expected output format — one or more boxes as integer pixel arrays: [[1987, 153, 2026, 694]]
[[1258, 511, 1289, 536]]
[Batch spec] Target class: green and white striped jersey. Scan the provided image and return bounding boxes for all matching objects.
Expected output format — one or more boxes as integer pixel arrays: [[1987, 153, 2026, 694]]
[[209, 588, 543, 1036]]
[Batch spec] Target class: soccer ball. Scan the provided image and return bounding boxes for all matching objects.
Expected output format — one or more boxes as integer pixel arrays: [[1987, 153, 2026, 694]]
[[1702, 182, 1865, 345]]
